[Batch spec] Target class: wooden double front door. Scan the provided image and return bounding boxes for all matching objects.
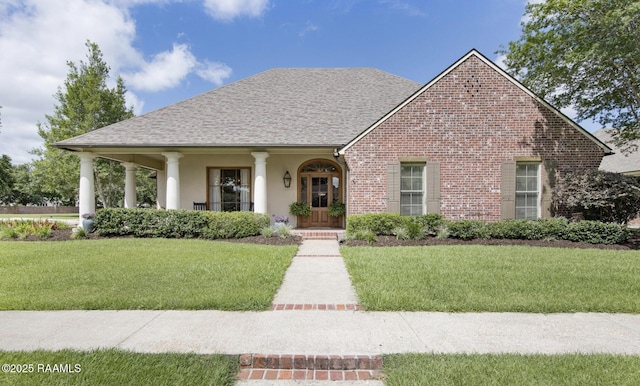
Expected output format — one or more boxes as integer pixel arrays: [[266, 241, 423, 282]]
[[298, 160, 342, 228]]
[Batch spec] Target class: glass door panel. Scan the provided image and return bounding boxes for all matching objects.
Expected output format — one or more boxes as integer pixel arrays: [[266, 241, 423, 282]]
[[300, 176, 308, 203], [311, 177, 328, 208]]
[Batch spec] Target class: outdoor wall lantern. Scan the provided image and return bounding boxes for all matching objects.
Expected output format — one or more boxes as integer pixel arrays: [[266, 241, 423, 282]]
[[283, 171, 292, 188]]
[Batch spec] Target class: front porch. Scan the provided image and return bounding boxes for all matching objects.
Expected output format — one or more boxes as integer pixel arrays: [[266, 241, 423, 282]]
[[75, 149, 346, 229]]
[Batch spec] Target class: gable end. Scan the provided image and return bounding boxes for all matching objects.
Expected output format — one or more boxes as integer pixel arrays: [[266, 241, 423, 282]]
[[339, 49, 612, 155]]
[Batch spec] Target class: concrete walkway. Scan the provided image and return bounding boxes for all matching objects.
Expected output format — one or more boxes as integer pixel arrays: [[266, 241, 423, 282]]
[[273, 240, 359, 306]]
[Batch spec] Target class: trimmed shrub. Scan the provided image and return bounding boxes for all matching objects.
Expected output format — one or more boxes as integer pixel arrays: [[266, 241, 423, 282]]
[[564, 221, 630, 245], [202, 211, 269, 239], [94, 208, 269, 239], [347, 213, 445, 237], [346, 213, 407, 236], [446, 220, 488, 240], [412, 214, 445, 235], [345, 213, 629, 245]]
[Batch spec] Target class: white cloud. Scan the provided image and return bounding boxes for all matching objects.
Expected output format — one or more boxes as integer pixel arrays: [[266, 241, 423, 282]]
[[299, 21, 319, 37], [495, 54, 508, 70], [0, 0, 235, 164], [196, 61, 233, 86], [203, 0, 269, 21], [379, 0, 427, 17], [124, 44, 198, 92]]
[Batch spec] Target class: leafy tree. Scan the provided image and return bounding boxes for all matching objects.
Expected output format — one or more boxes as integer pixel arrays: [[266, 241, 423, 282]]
[[553, 170, 640, 223], [8, 163, 52, 205], [136, 168, 157, 208], [32, 41, 134, 206], [500, 0, 640, 152], [0, 154, 14, 203]]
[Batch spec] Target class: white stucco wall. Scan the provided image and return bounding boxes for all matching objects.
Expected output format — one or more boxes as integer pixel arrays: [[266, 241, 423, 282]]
[[166, 152, 344, 228]]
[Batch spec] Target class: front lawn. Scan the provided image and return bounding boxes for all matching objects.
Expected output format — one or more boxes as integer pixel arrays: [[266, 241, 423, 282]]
[[342, 245, 640, 312], [0, 349, 237, 386], [383, 353, 640, 386], [0, 239, 297, 311]]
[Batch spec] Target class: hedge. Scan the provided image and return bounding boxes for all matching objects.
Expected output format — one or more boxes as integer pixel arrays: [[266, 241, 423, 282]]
[[94, 208, 270, 239], [346, 214, 630, 245], [346, 213, 444, 236]]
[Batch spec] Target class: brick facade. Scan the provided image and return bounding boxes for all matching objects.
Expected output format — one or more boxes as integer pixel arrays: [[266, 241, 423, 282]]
[[343, 55, 606, 221]]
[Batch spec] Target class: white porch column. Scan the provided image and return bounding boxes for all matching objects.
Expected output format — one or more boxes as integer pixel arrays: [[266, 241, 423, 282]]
[[161, 152, 183, 210], [78, 153, 95, 223], [123, 162, 137, 209], [156, 169, 166, 209], [251, 152, 269, 214]]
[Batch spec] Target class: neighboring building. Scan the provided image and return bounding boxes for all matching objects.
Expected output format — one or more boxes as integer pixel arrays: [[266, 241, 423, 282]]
[[593, 129, 640, 226], [55, 49, 612, 227], [593, 129, 640, 177]]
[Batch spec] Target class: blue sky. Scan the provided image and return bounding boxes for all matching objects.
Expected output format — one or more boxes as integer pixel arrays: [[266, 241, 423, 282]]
[[0, 0, 597, 164]]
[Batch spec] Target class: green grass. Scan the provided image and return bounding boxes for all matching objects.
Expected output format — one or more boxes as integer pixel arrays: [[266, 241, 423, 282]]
[[342, 245, 640, 312], [0, 349, 237, 386], [0, 239, 297, 310], [383, 353, 640, 386]]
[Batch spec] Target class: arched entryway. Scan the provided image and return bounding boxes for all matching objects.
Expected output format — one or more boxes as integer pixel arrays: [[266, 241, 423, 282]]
[[297, 159, 343, 228]]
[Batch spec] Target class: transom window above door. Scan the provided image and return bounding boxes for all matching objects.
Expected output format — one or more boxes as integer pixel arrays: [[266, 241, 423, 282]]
[[300, 161, 338, 173]]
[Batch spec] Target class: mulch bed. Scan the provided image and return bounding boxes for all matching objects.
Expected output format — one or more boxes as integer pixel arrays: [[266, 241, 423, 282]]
[[343, 235, 640, 250], [8, 229, 303, 246], [7, 230, 640, 250]]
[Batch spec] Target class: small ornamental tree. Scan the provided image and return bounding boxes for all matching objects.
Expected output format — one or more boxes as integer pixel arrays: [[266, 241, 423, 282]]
[[553, 170, 640, 224]]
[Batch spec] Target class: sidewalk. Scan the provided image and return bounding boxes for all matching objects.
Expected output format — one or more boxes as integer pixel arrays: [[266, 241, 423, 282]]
[[1, 238, 640, 384], [1, 310, 639, 385], [2, 310, 639, 355]]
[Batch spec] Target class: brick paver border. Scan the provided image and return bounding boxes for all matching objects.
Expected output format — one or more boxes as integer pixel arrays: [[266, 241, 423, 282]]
[[237, 354, 383, 381], [269, 303, 364, 311]]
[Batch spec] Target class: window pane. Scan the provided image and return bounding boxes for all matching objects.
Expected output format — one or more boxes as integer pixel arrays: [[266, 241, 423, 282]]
[[209, 168, 251, 212], [400, 164, 425, 216], [515, 163, 540, 219], [311, 177, 328, 208]]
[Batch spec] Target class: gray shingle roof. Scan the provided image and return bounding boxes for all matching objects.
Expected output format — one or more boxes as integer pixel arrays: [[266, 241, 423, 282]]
[[594, 129, 640, 174], [55, 68, 421, 149]]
